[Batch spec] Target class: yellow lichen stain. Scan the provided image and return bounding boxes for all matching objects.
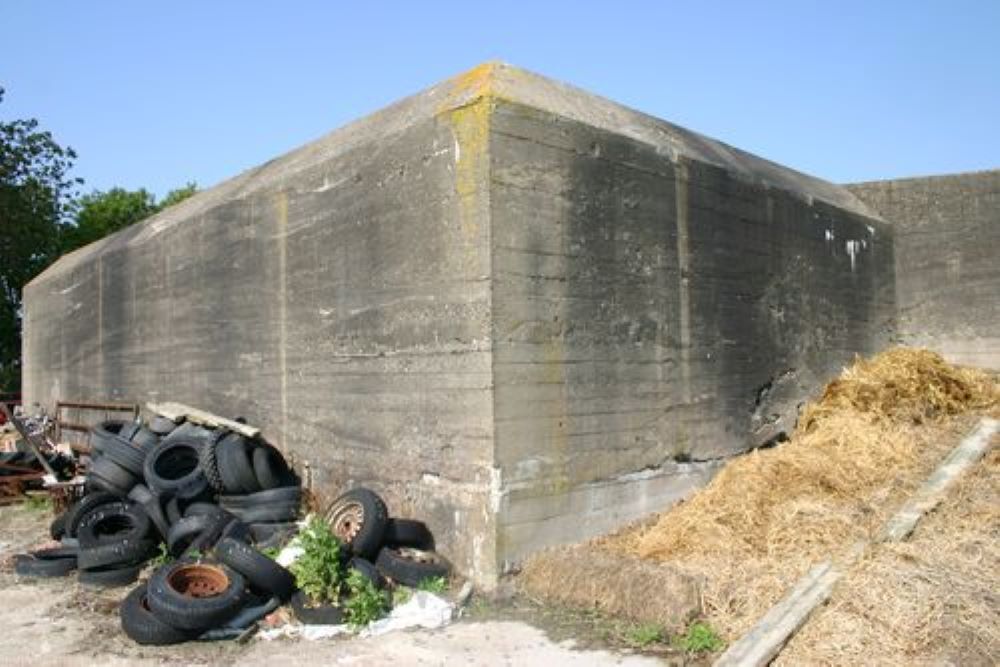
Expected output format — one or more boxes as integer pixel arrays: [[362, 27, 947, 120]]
[[450, 99, 491, 243], [437, 61, 502, 114]]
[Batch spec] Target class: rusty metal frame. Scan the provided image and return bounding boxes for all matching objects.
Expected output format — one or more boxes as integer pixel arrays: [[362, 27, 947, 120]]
[[54, 400, 139, 454]]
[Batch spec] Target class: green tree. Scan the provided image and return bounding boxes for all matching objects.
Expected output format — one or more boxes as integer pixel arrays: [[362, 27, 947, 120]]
[[0, 86, 81, 391]]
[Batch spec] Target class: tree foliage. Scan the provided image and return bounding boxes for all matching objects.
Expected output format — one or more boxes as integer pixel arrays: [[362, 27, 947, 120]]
[[1, 86, 198, 391], [0, 86, 80, 391]]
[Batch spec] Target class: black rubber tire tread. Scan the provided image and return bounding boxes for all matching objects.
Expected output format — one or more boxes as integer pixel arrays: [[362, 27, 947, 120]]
[[184, 502, 224, 517], [14, 553, 77, 577], [119, 583, 197, 645], [216, 433, 260, 494], [218, 486, 302, 508], [198, 431, 226, 492], [143, 438, 208, 499], [215, 536, 295, 601], [289, 590, 345, 625], [325, 488, 388, 559], [98, 436, 147, 476], [30, 546, 80, 560], [221, 502, 299, 524], [374, 547, 451, 587], [79, 562, 142, 588], [251, 444, 289, 490], [131, 427, 160, 451], [77, 537, 155, 570], [148, 415, 180, 436], [77, 501, 150, 548], [167, 514, 215, 556], [146, 559, 247, 631], [165, 497, 183, 525], [50, 511, 69, 540], [160, 421, 214, 446], [91, 420, 131, 453], [64, 492, 119, 538], [384, 518, 435, 550], [248, 522, 298, 545], [348, 557, 385, 589], [187, 511, 236, 555], [128, 484, 170, 540], [88, 456, 139, 495]]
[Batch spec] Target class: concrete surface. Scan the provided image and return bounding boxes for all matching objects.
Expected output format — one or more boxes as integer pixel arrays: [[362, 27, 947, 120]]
[[23, 62, 896, 585], [848, 170, 1000, 370]]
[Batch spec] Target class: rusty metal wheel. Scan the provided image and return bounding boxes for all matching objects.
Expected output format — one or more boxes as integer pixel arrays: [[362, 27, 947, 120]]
[[375, 546, 451, 587], [147, 559, 247, 630], [167, 562, 229, 597], [323, 488, 388, 558]]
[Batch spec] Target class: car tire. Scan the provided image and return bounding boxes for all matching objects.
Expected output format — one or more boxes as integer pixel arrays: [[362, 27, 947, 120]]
[[215, 537, 295, 602], [120, 583, 197, 645], [79, 562, 143, 588], [324, 488, 388, 559], [148, 416, 181, 437], [143, 438, 209, 500], [374, 547, 451, 587], [384, 518, 435, 550], [88, 456, 139, 496], [64, 492, 119, 538], [216, 433, 260, 494], [77, 501, 151, 548], [14, 552, 78, 577], [251, 444, 290, 490], [98, 436, 148, 477], [198, 431, 226, 492], [128, 484, 171, 540], [289, 590, 345, 625], [147, 559, 247, 631], [348, 557, 385, 589]]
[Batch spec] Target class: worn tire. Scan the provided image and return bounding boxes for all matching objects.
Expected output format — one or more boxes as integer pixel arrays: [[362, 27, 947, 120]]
[[88, 456, 139, 496], [251, 444, 290, 490], [147, 559, 247, 631], [199, 431, 226, 492], [64, 492, 119, 538], [98, 436, 147, 477], [148, 415, 181, 437], [324, 488, 388, 559], [222, 502, 299, 524], [120, 583, 197, 645], [78, 537, 155, 570], [143, 438, 209, 499], [131, 427, 160, 451], [216, 433, 260, 494], [289, 590, 345, 625], [218, 486, 301, 508], [215, 537, 295, 602], [14, 552, 77, 577], [77, 501, 150, 548], [91, 420, 138, 453], [167, 514, 216, 557], [384, 518, 435, 550], [49, 511, 69, 540], [79, 562, 143, 588], [248, 522, 298, 546], [374, 547, 451, 587], [128, 484, 170, 540]]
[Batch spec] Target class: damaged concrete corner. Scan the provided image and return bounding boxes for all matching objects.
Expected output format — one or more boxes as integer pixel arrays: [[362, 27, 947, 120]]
[[23, 62, 905, 588]]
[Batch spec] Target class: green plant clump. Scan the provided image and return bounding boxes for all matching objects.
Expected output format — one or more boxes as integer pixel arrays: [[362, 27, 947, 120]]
[[675, 621, 725, 653], [24, 495, 52, 512], [289, 517, 344, 604], [625, 622, 665, 647], [343, 569, 389, 628]]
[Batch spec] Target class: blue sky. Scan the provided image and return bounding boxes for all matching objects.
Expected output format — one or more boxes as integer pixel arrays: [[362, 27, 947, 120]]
[[3, 1, 998, 198]]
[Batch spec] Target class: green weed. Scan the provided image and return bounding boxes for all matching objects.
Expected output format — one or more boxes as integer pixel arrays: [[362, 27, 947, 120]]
[[624, 622, 665, 647], [343, 569, 389, 629], [675, 621, 725, 653], [416, 576, 448, 594], [289, 517, 344, 604]]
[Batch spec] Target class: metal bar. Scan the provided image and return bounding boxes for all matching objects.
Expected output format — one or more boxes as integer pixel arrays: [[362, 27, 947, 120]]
[[0, 402, 58, 479], [55, 400, 139, 411], [58, 421, 93, 433]]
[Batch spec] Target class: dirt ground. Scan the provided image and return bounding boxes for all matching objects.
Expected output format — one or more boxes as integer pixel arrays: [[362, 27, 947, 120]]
[[0, 505, 665, 667]]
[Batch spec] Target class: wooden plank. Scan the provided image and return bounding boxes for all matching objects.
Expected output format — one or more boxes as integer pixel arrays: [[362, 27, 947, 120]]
[[878, 417, 997, 543], [146, 402, 260, 438], [713, 417, 998, 667]]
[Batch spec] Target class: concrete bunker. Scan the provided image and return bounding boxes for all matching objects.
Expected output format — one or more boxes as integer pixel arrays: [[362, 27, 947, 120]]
[[23, 63, 902, 586]]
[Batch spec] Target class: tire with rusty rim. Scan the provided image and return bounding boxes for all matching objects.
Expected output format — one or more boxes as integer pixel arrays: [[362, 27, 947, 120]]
[[324, 488, 388, 559], [215, 536, 295, 602], [375, 546, 451, 587], [120, 582, 197, 645], [147, 559, 247, 631]]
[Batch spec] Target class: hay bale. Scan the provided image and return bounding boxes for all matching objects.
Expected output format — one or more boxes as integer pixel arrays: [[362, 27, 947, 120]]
[[519, 544, 701, 630]]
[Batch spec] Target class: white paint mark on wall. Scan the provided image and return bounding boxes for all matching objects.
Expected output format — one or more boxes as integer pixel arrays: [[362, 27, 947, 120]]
[[845, 240, 862, 271], [824, 229, 835, 242], [866, 224, 875, 236], [489, 467, 504, 513]]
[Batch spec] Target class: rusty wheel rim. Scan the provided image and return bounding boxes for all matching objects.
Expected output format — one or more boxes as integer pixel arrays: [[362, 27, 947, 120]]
[[167, 563, 230, 598], [327, 500, 365, 542]]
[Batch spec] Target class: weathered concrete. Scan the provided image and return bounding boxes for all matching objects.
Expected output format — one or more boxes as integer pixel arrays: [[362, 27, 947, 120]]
[[848, 170, 1000, 370], [23, 63, 896, 585]]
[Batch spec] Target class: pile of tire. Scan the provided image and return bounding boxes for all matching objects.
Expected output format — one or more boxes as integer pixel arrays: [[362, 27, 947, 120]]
[[14, 415, 302, 592]]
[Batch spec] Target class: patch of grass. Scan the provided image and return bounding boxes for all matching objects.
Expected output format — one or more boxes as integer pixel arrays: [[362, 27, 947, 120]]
[[343, 569, 389, 629], [392, 586, 413, 606], [289, 516, 344, 604], [674, 621, 725, 653], [624, 622, 665, 647], [23, 495, 52, 512], [416, 575, 448, 594], [260, 545, 281, 560]]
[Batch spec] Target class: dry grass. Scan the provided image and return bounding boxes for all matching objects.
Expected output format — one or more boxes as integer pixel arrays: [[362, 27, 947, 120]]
[[596, 347, 999, 642], [518, 545, 702, 632], [777, 447, 1000, 666]]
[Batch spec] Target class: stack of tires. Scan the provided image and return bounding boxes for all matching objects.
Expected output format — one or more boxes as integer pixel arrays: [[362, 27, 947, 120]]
[[325, 487, 451, 587], [15, 415, 302, 590]]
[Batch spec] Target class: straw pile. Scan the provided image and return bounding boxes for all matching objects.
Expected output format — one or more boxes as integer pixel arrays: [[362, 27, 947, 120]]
[[597, 347, 998, 641]]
